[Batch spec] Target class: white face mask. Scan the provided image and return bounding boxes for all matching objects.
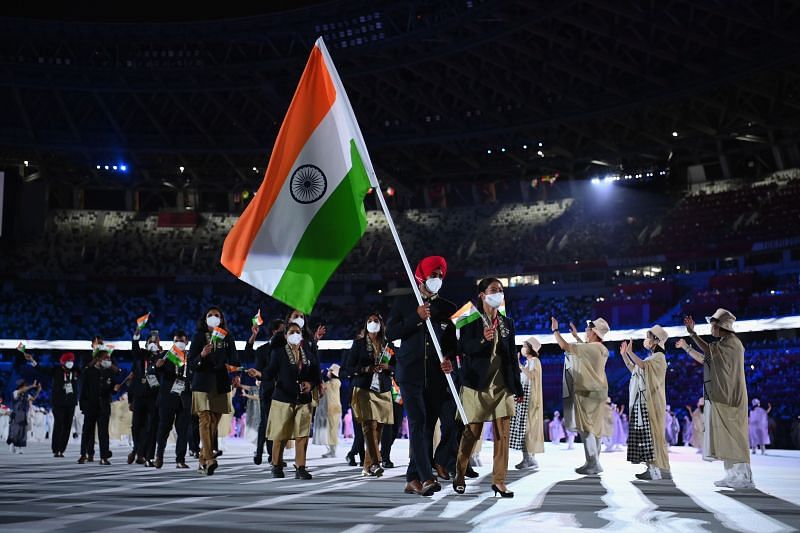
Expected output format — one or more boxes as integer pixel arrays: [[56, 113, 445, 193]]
[[291, 317, 305, 329], [484, 292, 504, 309], [425, 277, 442, 294], [174, 341, 187, 351], [100, 360, 112, 369], [366, 321, 381, 334], [64, 361, 74, 370], [147, 342, 159, 352], [643, 338, 653, 350], [287, 333, 303, 346], [206, 315, 221, 328]]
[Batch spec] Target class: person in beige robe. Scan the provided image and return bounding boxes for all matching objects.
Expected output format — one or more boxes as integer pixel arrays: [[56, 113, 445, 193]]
[[680, 308, 753, 489], [513, 337, 544, 470], [620, 325, 671, 480], [321, 364, 342, 458], [552, 316, 610, 475], [686, 397, 705, 453]]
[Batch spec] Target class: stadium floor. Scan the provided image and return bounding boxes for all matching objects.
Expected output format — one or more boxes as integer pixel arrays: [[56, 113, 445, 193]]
[[1, 439, 798, 532]]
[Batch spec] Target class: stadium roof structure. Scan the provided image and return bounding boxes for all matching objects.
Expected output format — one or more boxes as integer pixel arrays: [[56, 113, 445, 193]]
[[1, 0, 800, 193]]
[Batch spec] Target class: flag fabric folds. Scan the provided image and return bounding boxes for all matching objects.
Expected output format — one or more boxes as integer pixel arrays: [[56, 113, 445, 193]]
[[136, 313, 150, 330], [221, 37, 378, 314], [165, 345, 185, 367]]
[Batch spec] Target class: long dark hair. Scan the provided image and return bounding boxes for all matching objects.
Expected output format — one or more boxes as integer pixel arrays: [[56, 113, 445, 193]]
[[359, 313, 387, 347], [196, 306, 226, 334], [477, 277, 502, 294], [285, 309, 314, 341]]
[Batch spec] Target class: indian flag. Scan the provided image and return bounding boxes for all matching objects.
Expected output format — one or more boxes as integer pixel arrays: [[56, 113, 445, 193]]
[[451, 301, 507, 329], [252, 309, 264, 327], [136, 313, 150, 330], [211, 327, 227, 344], [165, 345, 185, 367], [16, 342, 26, 353], [221, 37, 377, 314]]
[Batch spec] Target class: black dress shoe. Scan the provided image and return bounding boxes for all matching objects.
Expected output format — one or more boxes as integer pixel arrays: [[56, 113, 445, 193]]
[[207, 461, 218, 476], [491, 484, 514, 498], [176, 462, 189, 469], [382, 460, 395, 469], [465, 466, 479, 478], [346, 452, 357, 467], [253, 453, 263, 465], [127, 451, 136, 464], [77, 456, 87, 464], [212, 450, 223, 458], [99, 458, 111, 465], [295, 466, 313, 480], [155, 457, 164, 469], [144, 460, 156, 468]]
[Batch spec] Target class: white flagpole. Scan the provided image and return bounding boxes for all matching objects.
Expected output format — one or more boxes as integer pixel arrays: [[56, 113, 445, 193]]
[[369, 178, 469, 423]]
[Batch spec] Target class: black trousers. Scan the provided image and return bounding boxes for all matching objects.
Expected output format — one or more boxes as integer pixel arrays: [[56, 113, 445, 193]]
[[349, 422, 365, 463], [189, 415, 200, 454], [435, 393, 460, 472], [132, 396, 159, 459], [81, 408, 110, 459], [52, 404, 75, 454], [399, 380, 451, 482], [380, 402, 405, 463], [255, 388, 274, 461], [155, 393, 191, 462]]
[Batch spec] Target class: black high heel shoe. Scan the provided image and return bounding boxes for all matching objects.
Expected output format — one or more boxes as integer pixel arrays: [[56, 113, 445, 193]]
[[491, 484, 514, 498], [453, 477, 466, 495]]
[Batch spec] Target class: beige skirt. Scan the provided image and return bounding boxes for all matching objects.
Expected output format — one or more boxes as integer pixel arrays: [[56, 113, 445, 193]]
[[267, 400, 313, 441], [351, 387, 394, 425], [192, 391, 232, 415], [460, 385, 515, 424]]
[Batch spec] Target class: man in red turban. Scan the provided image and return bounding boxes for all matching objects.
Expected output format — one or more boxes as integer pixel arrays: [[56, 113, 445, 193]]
[[388, 256, 462, 496]]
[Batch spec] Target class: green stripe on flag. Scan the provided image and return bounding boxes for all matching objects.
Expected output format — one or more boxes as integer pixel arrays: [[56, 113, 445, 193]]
[[455, 313, 481, 329], [272, 140, 371, 314]]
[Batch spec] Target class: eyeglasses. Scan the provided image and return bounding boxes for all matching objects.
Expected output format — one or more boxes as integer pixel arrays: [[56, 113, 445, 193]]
[[586, 320, 595, 329]]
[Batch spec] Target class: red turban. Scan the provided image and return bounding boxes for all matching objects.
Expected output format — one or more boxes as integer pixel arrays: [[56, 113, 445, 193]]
[[60, 352, 75, 365], [415, 256, 447, 284]]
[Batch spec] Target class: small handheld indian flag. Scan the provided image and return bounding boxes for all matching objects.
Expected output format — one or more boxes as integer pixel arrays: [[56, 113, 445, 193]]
[[451, 301, 506, 329], [136, 313, 150, 330], [220, 37, 377, 314], [16, 342, 26, 354], [252, 309, 264, 327], [211, 327, 228, 344], [165, 345, 185, 367]]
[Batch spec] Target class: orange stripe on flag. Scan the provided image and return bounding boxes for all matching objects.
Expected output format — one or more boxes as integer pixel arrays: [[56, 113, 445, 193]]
[[220, 45, 337, 276]]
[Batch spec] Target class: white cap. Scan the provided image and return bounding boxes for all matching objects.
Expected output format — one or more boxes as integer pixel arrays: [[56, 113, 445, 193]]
[[523, 336, 542, 354], [706, 308, 736, 331], [648, 325, 669, 349], [588, 317, 610, 340]]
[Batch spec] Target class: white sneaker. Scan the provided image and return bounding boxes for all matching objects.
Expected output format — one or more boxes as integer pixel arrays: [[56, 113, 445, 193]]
[[714, 478, 730, 487]]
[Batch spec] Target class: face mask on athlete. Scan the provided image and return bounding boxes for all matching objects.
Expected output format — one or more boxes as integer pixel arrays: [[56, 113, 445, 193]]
[[100, 360, 112, 369], [366, 321, 381, 334], [425, 277, 443, 294], [484, 292, 504, 309], [291, 317, 305, 329], [64, 361, 74, 370], [206, 315, 221, 328], [643, 338, 653, 350], [287, 333, 303, 346], [147, 342, 159, 352], [173, 341, 187, 351]]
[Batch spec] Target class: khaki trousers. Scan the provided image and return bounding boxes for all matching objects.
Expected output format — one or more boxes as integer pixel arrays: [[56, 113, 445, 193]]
[[456, 417, 510, 484], [362, 420, 384, 470], [273, 437, 308, 467], [198, 410, 221, 466]]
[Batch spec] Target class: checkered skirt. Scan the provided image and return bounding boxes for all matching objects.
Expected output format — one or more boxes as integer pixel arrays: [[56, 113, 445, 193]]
[[627, 394, 654, 464], [509, 381, 531, 451]]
